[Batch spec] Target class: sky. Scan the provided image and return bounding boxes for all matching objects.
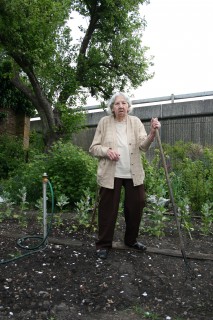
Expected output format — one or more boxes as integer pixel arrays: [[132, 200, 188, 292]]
[[71, 0, 213, 105], [133, 0, 213, 100]]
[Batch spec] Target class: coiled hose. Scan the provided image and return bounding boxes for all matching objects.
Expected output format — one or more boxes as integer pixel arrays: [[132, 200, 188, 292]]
[[0, 180, 54, 265]]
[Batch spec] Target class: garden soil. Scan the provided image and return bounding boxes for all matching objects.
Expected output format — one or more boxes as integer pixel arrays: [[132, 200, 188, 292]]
[[0, 213, 213, 320]]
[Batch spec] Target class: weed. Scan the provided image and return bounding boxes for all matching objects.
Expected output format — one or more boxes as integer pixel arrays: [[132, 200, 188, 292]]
[[74, 188, 97, 231], [132, 305, 160, 319], [177, 197, 194, 240], [0, 191, 15, 221], [142, 195, 170, 238], [56, 194, 69, 212], [13, 187, 29, 227], [200, 202, 213, 235]]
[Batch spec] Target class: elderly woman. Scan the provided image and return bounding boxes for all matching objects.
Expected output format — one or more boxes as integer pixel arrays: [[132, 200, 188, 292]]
[[89, 92, 161, 259]]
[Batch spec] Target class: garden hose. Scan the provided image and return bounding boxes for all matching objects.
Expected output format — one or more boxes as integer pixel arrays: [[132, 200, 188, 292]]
[[156, 129, 196, 280], [0, 180, 54, 265]]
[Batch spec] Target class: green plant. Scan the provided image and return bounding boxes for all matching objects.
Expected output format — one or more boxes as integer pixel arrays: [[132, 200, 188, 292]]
[[1, 139, 97, 207], [56, 194, 69, 212], [0, 134, 26, 179], [34, 197, 44, 226], [53, 194, 70, 227], [13, 186, 29, 227], [17, 186, 29, 211], [163, 142, 213, 212], [131, 305, 160, 319], [1, 153, 47, 205], [0, 191, 15, 221], [142, 153, 169, 199], [0, 111, 7, 120], [177, 197, 194, 239], [28, 131, 45, 154], [47, 140, 97, 207], [180, 159, 209, 212], [170, 172, 186, 202], [142, 195, 170, 238], [74, 188, 97, 231], [200, 202, 213, 235]]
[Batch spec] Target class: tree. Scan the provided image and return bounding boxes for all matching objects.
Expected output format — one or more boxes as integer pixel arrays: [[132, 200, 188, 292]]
[[0, 60, 35, 117], [0, 0, 152, 146]]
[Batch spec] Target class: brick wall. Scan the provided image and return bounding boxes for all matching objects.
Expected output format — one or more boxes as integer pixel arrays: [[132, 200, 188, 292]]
[[0, 108, 30, 149]]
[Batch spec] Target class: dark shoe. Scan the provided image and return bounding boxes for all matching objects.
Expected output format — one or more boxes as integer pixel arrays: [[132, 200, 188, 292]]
[[126, 242, 147, 252], [96, 249, 108, 259]]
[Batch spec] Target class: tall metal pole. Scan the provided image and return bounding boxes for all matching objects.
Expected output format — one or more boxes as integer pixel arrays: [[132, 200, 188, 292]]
[[42, 173, 48, 241]]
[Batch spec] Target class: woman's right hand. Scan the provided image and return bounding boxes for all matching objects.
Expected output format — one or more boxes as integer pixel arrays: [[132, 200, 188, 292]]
[[107, 148, 120, 161]]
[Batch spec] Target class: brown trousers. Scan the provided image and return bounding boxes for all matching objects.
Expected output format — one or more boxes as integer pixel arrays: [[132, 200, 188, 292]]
[[96, 178, 146, 249]]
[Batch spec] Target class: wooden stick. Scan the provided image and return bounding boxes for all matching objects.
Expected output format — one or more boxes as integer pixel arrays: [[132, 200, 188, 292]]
[[155, 129, 194, 274]]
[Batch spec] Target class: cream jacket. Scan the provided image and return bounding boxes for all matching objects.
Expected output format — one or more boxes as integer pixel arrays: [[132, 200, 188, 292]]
[[89, 115, 153, 189]]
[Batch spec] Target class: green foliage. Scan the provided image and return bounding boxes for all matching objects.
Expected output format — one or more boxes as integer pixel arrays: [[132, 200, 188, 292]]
[[1, 138, 212, 239], [13, 187, 29, 227], [47, 141, 97, 206], [177, 197, 194, 239], [0, 62, 35, 117], [56, 103, 86, 135], [75, 0, 153, 97], [142, 195, 170, 238], [0, 0, 153, 143], [179, 159, 209, 212], [161, 140, 192, 170], [161, 141, 213, 212], [200, 202, 213, 235], [0, 111, 7, 119], [1, 140, 97, 208], [142, 153, 168, 198], [28, 131, 45, 154], [0, 191, 15, 221], [74, 188, 97, 231], [34, 197, 44, 226], [132, 305, 161, 319], [51, 194, 70, 227], [56, 194, 69, 212], [142, 141, 213, 237], [0, 134, 26, 179], [1, 148, 47, 205], [0, 0, 71, 65]]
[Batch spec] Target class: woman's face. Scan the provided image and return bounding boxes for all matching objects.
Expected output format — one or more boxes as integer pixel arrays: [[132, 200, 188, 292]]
[[112, 95, 129, 120]]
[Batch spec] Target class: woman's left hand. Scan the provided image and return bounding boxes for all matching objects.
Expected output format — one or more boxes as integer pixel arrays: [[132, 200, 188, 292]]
[[151, 117, 161, 131]]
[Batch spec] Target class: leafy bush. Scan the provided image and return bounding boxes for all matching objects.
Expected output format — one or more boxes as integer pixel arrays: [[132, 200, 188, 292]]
[[47, 141, 97, 206], [0, 134, 26, 179], [28, 131, 45, 155], [141, 141, 213, 238], [179, 158, 210, 212], [160, 141, 213, 213], [142, 153, 168, 199], [1, 153, 47, 205], [1, 136, 212, 232], [1, 140, 97, 208]]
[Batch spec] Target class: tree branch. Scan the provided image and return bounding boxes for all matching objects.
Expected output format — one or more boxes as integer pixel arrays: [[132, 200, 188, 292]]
[[10, 53, 58, 131], [78, 12, 99, 56]]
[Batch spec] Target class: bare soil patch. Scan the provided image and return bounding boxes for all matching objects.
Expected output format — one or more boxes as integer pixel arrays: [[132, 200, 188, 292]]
[[0, 214, 213, 320]]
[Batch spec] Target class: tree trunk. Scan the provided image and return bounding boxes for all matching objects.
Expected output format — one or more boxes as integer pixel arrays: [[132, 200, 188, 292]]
[[10, 63, 63, 148]]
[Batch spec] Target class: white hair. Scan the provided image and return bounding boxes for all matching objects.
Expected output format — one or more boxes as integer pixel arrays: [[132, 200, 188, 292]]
[[106, 92, 133, 115]]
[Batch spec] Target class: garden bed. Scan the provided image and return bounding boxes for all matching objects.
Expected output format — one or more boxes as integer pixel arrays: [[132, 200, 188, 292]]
[[0, 213, 213, 320]]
